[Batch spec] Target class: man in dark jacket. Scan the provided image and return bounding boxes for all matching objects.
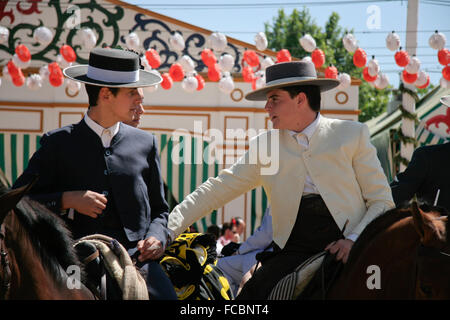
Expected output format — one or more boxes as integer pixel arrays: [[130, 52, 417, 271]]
[[12, 48, 177, 299], [391, 95, 450, 211]]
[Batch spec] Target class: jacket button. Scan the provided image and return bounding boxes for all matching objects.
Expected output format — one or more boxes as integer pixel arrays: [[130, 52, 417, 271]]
[[104, 169, 108, 175], [105, 149, 111, 156], [102, 191, 109, 197]]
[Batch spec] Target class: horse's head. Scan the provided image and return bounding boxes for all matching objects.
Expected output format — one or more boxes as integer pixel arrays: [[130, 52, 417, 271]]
[[411, 201, 450, 299]]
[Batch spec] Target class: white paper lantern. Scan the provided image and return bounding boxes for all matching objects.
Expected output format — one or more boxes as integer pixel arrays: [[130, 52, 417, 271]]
[[169, 32, 185, 51], [81, 28, 97, 50], [0, 26, 9, 44], [219, 75, 234, 94], [39, 64, 50, 80], [179, 55, 195, 73], [301, 56, 312, 64], [440, 77, 449, 89], [385, 31, 401, 51], [337, 73, 351, 89], [254, 70, 266, 90], [56, 54, 72, 69], [414, 70, 428, 87], [182, 76, 198, 93], [299, 34, 316, 53], [140, 55, 152, 71], [33, 26, 53, 45], [374, 73, 389, 90], [429, 31, 446, 50], [260, 56, 275, 70], [343, 33, 358, 53], [12, 53, 30, 69], [66, 79, 81, 95], [367, 58, 380, 77], [254, 32, 268, 51], [405, 56, 421, 74], [210, 32, 227, 52], [218, 54, 234, 72], [125, 32, 140, 51], [26, 74, 43, 90]]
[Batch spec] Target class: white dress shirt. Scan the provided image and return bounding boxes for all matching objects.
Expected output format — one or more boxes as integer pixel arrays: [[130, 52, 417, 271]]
[[84, 113, 120, 147]]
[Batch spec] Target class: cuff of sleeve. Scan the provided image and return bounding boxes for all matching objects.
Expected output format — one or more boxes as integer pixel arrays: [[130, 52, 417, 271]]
[[346, 233, 359, 242]]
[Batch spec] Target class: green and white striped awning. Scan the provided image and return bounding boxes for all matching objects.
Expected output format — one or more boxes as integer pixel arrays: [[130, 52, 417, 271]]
[[0, 132, 267, 235]]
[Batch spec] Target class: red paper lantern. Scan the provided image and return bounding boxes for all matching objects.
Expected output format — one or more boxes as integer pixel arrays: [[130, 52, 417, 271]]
[[48, 62, 61, 73], [12, 74, 25, 87], [7, 60, 21, 78], [48, 62, 64, 87], [395, 50, 410, 67], [402, 69, 418, 84], [438, 48, 450, 66], [242, 66, 255, 83], [161, 73, 173, 90], [145, 49, 161, 69], [324, 65, 338, 79], [15, 44, 31, 62], [201, 49, 217, 67], [207, 63, 221, 82], [363, 67, 377, 82], [353, 48, 367, 68], [195, 74, 205, 91], [243, 50, 260, 67], [276, 49, 291, 63], [443, 66, 450, 81], [60, 45, 76, 63], [416, 75, 430, 89], [311, 49, 325, 69], [169, 63, 184, 82]]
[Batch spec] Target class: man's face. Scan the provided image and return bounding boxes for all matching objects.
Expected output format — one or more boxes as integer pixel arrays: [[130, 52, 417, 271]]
[[265, 88, 300, 130], [109, 87, 144, 125]]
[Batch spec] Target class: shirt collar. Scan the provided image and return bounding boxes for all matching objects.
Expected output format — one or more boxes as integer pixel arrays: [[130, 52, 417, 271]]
[[84, 112, 120, 139], [289, 112, 321, 141]]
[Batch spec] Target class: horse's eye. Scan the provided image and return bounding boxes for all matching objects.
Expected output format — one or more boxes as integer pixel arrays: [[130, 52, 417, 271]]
[[420, 284, 433, 297]]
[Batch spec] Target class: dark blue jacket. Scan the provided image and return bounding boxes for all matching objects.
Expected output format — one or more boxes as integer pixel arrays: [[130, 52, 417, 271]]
[[391, 142, 450, 211], [13, 119, 170, 246]]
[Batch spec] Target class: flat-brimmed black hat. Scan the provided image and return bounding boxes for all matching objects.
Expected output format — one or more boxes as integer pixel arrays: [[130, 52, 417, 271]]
[[245, 61, 340, 101], [63, 48, 162, 88]]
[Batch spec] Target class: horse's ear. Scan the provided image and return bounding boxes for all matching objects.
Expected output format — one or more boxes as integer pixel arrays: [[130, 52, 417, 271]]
[[411, 199, 447, 246], [0, 176, 39, 224]]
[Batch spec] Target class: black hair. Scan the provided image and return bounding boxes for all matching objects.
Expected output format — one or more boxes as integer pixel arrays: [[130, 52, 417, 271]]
[[282, 85, 321, 112], [85, 84, 120, 107]]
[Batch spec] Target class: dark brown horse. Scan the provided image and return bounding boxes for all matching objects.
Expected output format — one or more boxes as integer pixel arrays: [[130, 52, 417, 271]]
[[324, 201, 450, 299], [0, 181, 95, 300]]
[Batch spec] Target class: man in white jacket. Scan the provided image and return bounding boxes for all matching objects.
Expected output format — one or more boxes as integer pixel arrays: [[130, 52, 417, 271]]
[[168, 61, 394, 299]]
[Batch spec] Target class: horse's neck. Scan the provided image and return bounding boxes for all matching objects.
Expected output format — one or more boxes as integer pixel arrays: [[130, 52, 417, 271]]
[[329, 217, 420, 299], [7, 213, 92, 299]]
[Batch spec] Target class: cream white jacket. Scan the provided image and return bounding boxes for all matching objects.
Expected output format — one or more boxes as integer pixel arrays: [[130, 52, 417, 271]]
[[168, 116, 394, 249]]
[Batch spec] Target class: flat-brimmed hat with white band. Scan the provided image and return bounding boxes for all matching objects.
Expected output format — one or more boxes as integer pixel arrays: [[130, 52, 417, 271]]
[[441, 95, 450, 108], [63, 48, 161, 87], [245, 61, 340, 101]]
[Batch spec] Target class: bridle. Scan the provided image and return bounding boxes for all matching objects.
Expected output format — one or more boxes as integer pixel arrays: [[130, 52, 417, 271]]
[[0, 222, 11, 299]]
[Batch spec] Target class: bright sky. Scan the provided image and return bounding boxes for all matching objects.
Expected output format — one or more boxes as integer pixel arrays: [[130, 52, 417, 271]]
[[125, 0, 450, 88]]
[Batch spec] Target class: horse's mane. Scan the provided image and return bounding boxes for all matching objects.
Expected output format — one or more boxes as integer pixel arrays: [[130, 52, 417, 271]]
[[346, 202, 450, 267], [12, 196, 83, 285]]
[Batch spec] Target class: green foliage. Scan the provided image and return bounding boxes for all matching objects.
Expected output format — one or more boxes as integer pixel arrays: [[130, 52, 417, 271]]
[[264, 7, 392, 122]]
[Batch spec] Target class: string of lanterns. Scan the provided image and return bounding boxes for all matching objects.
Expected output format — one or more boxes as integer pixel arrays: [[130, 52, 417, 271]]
[[0, 24, 448, 96]]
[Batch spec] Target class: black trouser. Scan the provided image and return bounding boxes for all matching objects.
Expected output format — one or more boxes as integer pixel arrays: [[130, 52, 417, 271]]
[[236, 195, 342, 300]]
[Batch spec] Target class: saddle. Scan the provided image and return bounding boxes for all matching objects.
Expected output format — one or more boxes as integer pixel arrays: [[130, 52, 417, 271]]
[[73, 234, 148, 300]]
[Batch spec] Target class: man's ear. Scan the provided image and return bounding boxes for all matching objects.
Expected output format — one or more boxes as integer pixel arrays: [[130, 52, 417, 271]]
[[99, 87, 112, 102], [296, 92, 307, 107]]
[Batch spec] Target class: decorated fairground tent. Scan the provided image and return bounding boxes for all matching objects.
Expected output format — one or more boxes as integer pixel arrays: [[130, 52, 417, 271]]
[[367, 86, 450, 184], [0, 0, 362, 239]]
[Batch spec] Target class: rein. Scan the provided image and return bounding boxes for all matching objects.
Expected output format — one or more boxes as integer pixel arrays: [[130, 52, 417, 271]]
[[0, 223, 11, 299]]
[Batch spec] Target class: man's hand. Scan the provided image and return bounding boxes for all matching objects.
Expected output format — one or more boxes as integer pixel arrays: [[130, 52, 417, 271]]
[[62, 190, 107, 218], [137, 236, 164, 262], [325, 239, 354, 263]]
